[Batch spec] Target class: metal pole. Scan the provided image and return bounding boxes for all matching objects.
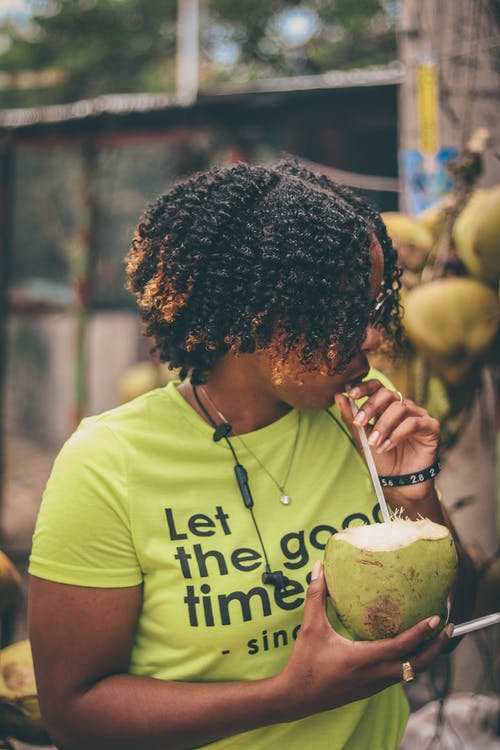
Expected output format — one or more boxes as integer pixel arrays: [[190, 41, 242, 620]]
[[176, 0, 199, 104]]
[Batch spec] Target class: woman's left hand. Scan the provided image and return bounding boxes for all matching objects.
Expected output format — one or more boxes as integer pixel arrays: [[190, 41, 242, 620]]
[[335, 379, 440, 504]]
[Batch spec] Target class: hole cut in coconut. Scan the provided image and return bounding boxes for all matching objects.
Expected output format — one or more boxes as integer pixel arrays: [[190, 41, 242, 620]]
[[335, 518, 451, 552]]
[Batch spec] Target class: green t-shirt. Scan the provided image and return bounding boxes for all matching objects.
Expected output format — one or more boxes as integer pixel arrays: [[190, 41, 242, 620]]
[[30, 378, 409, 749]]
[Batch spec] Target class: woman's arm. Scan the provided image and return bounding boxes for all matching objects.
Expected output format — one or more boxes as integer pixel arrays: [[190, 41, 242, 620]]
[[29, 577, 281, 750], [29, 569, 451, 750]]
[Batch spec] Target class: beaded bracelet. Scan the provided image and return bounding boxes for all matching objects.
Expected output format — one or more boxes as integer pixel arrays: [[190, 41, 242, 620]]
[[378, 460, 441, 487]]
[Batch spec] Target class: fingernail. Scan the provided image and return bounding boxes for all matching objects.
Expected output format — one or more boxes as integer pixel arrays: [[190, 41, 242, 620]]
[[445, 624, 455, 638], [376, 439, 392, 454], [368, 430, 380, 446], [349, 387, 361, 398], [311, 560, 322, 581], [354, 410, 366, 426], [428, 616, 441, 630]]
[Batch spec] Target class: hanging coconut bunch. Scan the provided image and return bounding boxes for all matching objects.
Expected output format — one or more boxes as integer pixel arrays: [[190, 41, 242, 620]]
[[0, 640, 51, 746], [403, 183, 500, 397], [375, 129, 500, 450]]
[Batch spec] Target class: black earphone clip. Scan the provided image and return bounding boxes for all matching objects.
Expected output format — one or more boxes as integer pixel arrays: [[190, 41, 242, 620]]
[[262, 570, 290, 590], [213, 422, 232, 442]]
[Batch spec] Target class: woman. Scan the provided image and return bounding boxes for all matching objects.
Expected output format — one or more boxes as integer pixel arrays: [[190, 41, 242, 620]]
[[29, 161, 475, 750]]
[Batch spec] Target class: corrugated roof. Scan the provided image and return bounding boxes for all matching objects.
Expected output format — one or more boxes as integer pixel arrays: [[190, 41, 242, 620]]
[[0, 62, 404, 130], [208, 61, 404, 95]]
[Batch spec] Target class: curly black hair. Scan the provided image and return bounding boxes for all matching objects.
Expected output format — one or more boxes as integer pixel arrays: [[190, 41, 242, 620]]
[[126, 160, 402, 384]]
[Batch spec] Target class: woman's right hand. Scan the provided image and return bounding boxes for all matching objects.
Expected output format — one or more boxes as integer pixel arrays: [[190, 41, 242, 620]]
[[278, 561, 452, 720]]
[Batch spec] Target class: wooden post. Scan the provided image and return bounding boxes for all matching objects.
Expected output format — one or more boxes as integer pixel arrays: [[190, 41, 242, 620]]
[[398, 0, 500, 212], [176, 0, 199, 104]]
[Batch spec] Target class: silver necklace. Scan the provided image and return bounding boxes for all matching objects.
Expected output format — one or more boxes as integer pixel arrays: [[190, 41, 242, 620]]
[[200, 386, 301, 506]]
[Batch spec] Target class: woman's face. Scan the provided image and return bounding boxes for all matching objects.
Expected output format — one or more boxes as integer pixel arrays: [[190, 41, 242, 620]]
[[254, 239, 385, 410]]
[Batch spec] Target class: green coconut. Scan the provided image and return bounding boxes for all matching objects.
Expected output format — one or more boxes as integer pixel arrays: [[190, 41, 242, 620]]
[[118, 360, 180, 403], [453, 187, 500, 284], [381, 211, 433, 272], [324, 518, 458, 640], [402, 277, 499, 386], [472, 186, 500, 278], [418, 199, 451, 241]]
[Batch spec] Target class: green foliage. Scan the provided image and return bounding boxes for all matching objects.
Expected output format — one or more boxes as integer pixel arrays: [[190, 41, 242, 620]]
[[1, 0, 178, 105], [0, 0, 398, 107], [319, 0, 384, 33]]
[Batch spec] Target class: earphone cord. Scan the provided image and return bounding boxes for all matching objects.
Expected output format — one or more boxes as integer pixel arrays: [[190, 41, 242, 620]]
[[191, 383, 237, 461], [191, 383, 275, 577]]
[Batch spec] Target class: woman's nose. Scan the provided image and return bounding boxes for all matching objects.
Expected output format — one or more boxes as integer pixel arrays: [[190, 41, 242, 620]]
[[361, 325, 382, 352]]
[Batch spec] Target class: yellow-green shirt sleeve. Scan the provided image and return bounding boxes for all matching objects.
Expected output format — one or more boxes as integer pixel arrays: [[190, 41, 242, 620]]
[[29, 419, 142, 587]]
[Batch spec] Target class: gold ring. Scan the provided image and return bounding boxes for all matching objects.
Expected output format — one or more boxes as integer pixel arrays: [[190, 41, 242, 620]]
[[395, 390, 404, 404], [402, 660, 415, 682]]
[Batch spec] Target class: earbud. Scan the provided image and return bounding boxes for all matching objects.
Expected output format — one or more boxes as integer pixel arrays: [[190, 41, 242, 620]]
[[213, 423, 232, 442], [262, 570, 290, 589]]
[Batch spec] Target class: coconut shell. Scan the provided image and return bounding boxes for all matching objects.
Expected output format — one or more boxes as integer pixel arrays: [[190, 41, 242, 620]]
[[0, 640, 50, 745], [324, 519, 458, 640]]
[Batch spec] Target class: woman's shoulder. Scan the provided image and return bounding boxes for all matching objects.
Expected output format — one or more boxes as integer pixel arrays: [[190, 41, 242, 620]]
[[59, 383, 178, 460], [86, 381, 179, 432]]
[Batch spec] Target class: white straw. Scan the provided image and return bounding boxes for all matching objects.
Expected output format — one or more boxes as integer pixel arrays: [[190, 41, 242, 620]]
[[347, 390, 392, 523], [451, 612, 500, 638]]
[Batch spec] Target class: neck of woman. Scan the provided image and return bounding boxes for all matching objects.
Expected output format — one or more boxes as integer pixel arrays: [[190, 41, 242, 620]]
[[177, 352, 292, 434]]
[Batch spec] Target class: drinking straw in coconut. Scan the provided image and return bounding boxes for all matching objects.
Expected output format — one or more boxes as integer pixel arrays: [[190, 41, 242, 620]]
[[346, 387, 392, 524], [451, 612, 500, 638]]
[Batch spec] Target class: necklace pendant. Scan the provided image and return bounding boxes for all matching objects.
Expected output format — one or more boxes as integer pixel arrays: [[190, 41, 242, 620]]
[[280, 494, 291, 506]]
